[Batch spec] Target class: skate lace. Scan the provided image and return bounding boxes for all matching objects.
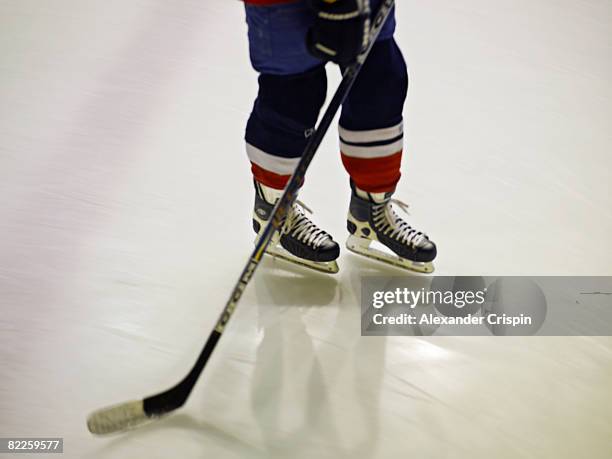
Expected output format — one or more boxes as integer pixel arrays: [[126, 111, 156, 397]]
[[282, 200, 333, 248], [372, 198, 429, 248]]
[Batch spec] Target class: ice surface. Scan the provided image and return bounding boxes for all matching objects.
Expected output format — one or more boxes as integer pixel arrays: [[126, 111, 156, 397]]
[[1, 1, 611, 458]]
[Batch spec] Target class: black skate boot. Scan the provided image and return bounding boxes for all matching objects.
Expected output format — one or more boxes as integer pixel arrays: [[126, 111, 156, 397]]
[[346, 182, 436, 273], [253, 180, 340, 274]]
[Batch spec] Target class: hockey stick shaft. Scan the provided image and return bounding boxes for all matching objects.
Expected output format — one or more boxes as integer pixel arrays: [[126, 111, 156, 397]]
[[87, 0, 396, 435]]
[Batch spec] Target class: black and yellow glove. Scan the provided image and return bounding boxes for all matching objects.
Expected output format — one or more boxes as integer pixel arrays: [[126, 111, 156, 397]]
[[307, 0, 371, 65]]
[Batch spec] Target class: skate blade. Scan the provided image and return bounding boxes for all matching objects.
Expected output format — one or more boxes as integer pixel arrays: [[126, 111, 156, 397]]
[[261, 241, 339, 275], [346, 235, 434, 274]]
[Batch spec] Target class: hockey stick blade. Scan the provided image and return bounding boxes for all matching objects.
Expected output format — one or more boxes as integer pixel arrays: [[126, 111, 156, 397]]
[[87, 400, 150, 435], [87, 0, 396, 436], [88, 330, 221, 435]]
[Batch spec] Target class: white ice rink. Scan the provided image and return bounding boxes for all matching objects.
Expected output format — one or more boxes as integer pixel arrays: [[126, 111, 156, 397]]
[[1, 0, 612, 457]]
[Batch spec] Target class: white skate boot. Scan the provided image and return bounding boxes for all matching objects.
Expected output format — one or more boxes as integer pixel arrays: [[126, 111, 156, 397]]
[[346, 182, 436, 273], [253, 180, 340, 274]]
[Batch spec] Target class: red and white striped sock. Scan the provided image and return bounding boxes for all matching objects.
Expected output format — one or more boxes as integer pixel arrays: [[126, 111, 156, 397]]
[[339, 121, 404, 193]]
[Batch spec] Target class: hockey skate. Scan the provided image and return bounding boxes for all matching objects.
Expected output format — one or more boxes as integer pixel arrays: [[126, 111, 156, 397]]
[[253, 180, 340, 274], [346, 182, 436, 273]]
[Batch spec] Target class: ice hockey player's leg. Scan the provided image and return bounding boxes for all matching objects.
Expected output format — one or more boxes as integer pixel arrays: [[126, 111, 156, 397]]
[[346, 182, 436, 273], [244, 5, 340, 274], [253, 180, 340, 274], [245, 66, 328, 190], [339, 38, 437, 272], [244, 66, 339, 274]]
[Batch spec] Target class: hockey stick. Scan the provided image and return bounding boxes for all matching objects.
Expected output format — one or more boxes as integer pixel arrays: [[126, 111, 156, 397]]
[[87, 0, 396, 435]]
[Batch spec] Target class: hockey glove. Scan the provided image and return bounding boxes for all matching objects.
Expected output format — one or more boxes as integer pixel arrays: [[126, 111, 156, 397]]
[[307, 0, 371, 65]]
